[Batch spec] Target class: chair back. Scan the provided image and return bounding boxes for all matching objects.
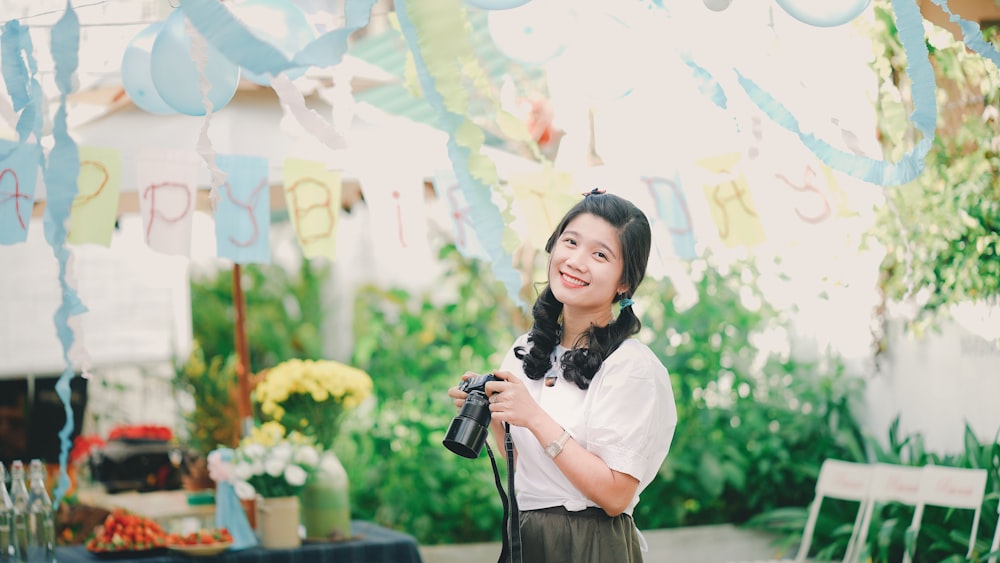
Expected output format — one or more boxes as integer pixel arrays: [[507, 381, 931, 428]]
[[903, 465, 988, 563], [794, 459, 872, 563], [852, 463, 923, 563], [989, 500, 999, 563], [816, 459, 873, 501]]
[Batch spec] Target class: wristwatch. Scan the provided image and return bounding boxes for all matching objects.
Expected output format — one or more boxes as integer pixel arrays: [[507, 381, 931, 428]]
[[545, 429, 572, 459]]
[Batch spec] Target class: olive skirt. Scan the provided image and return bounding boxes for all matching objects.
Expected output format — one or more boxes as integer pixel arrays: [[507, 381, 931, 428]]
[[519, 506, 643, 563]]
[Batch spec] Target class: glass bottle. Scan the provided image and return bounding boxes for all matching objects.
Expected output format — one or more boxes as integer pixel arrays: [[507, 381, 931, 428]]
[[25, 461, 54, 563], [1, 463, 15, 563], [8, 462, 28, 563]]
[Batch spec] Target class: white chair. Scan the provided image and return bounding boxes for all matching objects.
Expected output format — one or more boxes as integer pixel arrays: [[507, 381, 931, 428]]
[[851, 463, 924, 563], [989, 498, 999, 563], [734, 459, 873, 563], [902, 465, 988, 563]]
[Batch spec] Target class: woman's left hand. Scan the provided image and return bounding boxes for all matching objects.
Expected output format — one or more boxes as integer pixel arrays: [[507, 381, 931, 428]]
[[484, 370, 542, 428]]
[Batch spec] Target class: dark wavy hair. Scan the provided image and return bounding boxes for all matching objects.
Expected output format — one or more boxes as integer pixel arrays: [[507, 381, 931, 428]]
[[514, 191, 652, 389]]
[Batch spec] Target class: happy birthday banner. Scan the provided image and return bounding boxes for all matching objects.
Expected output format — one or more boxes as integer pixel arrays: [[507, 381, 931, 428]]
[[4, 142, 858, 264]]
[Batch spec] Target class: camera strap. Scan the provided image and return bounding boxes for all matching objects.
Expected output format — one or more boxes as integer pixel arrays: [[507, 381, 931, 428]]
[[485, 423, 522, 563]]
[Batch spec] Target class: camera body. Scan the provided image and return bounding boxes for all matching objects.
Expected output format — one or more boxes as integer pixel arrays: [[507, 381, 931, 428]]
[[443, 373, 500, 458], [457, 373, 500, 395]]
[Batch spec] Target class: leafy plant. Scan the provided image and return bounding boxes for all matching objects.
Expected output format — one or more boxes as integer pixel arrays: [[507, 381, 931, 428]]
[[172, 343, 240, 455], [340, 244, 523, 544], [867, 1, 1000, 333], [633, 258, 866, 531], [187, 261, 329, 369], [175, 260, 330, 455]]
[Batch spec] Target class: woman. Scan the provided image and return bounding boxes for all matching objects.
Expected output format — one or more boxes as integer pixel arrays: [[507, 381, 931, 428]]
[[449, 189, 677, 562]]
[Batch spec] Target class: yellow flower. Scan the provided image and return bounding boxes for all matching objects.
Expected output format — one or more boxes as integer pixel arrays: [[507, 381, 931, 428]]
[[252, 359, 373, 449]]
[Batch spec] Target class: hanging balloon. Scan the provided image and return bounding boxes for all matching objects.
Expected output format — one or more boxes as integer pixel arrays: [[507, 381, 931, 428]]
[[465, 0, 532, 9], [121, 22, 178, 114], [226, 0, 316, 86], [774, 0, 871, 27], [487, 0, 576, 66], [150, 9, 241, 116], [703, 0, 732, 11]]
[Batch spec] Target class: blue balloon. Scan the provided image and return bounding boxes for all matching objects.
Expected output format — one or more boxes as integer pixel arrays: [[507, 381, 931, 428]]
[[465, 0, 532, 10], [775, 0, 871, 27], [150, 9, 241, 115], [121, 22, 178, 115], [227, 0, 316, 86]]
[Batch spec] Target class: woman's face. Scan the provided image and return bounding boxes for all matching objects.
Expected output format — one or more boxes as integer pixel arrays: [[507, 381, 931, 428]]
[[548, 213, 626, 313]]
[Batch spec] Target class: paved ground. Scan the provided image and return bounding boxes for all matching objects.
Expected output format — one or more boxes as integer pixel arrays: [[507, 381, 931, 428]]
[[419, 523, 788, 563]]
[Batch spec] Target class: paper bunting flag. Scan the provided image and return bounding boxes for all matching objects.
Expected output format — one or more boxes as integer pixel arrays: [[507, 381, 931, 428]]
[[639, 175, 698, 261], [0, 141, 41, 245], [135, 149, 199, 256], [360, 163, 430, 262], [68, 146, 122, 247], [282, 159, 341, 260], [698, 153, 766, 248], [702, 177, 766, 248], [508, 168, 576, 252], [214, 154, 271, 264], [432, 170, 489, 261]]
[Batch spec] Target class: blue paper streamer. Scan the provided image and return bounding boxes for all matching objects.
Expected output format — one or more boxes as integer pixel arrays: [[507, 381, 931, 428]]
[[677, 0, 937, 187], [40, 3, 84, 507], [930, 0, 1000, 68], [178, 0, 376, 81], [682, 56, 728, 110], [1, 21, 44, 147], [394, 0, 524, 307]]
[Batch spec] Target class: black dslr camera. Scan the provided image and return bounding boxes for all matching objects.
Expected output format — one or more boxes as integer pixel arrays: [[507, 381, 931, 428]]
[[443, 373, 500, 459]]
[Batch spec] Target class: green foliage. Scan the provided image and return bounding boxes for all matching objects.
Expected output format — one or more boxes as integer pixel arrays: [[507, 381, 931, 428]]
[[187, 261, 329, 370], [868, 1, 1000, 330], [171, 343, 240, 455], [176, 260, 330, 455], [633, 259, 866, 531], [340, 245, 523, 544]]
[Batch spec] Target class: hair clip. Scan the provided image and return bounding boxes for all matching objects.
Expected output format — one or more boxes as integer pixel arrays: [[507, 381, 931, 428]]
[[582, 187, 606, 197]]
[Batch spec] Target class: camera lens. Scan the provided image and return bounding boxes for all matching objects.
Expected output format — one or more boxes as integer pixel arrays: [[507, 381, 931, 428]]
[[442, 391, 492, 458]]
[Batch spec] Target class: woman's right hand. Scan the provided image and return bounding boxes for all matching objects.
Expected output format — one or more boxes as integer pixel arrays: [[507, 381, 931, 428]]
[[447, 371, 480, 410]]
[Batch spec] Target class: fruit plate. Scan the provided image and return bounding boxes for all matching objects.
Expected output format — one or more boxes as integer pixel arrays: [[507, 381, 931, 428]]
[[88, 547, 167, 559], [167, 542, 233, 557]]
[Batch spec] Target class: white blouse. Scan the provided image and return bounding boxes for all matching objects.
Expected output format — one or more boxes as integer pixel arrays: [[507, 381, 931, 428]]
[[500, 333, 678, 515]]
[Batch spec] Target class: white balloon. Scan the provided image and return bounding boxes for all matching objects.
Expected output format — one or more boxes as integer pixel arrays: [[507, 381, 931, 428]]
[[704, 0, 732, 12], [775, 0, 871, 27], [466, 0, 532, 9]]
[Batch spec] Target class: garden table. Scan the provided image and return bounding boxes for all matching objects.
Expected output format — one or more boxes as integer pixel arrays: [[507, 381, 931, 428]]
[[54, 521, 424, 563]]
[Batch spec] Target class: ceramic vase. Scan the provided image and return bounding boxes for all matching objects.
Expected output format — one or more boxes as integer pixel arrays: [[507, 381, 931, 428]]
[[255, 495, 301, 549], [300, 451, 351, 541]]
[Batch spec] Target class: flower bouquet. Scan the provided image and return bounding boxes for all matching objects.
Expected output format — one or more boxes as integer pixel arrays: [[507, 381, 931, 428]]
[[229, 422, 320, 500], [253, 359, 373, 449]]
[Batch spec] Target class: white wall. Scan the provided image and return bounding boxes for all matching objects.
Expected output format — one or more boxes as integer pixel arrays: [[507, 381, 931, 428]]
[[864, 306, 1000, 455]]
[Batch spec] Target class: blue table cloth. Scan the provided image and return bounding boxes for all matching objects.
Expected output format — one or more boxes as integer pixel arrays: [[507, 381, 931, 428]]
[[55, 521, 423, 563]]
